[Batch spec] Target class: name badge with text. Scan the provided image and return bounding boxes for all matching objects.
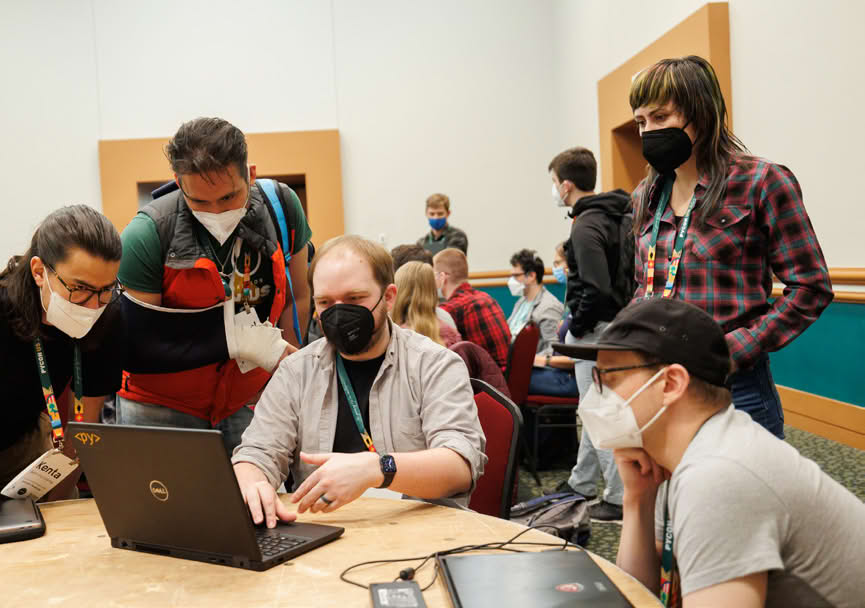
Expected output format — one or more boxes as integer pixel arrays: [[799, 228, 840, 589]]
[[1, 449, 78, 500]]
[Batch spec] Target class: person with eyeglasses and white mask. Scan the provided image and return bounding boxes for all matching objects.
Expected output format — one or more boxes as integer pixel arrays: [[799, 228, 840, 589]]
[[0, 205, 124, 502], [556, 297, 865, 608]]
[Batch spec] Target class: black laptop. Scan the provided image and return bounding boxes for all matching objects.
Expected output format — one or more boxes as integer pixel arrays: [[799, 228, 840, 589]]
[[69, 422, 344, 571], [438, 550, 634, 607]]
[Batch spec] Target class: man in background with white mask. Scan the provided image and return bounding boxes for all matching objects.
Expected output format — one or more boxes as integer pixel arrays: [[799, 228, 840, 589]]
[[505, 248, 573, 398], [232, 235, 485, 527], [556, 297, 865, 607], [116, 117, 312, 453], [546, 146, 634, 521]]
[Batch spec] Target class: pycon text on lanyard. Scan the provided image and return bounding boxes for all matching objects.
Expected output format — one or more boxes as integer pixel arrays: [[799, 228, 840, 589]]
[[33, 337, 85, 451], [644, 176, 697, 299], [335, 355, 377, 453]]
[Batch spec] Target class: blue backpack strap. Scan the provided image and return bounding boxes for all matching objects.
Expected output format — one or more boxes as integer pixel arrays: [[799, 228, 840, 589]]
[[256, 179, 303, 347]]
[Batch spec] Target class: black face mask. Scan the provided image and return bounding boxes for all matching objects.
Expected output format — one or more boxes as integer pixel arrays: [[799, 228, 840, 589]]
[[641, 126, 693, 175], [319, 292, 385, 355]]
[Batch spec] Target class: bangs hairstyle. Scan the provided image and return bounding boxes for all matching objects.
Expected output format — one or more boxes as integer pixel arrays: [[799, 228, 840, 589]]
[[308, 235, 395, 294], [629, 56, 749, 233], [165, 117, 248, 184], [392, 261, 443, 346], [425, 193, 450, 212]]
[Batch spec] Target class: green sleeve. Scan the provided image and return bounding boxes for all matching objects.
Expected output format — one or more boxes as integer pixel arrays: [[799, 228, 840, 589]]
[[278, 183, 312, 254], [118, 214, 164, 293]]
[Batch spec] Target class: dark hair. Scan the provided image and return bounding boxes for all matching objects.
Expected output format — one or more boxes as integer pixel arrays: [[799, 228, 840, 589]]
[[548, 147, 597, 192], [629, 56, 748, 233], [0, 205, 123, 341], [391, 244, 433, 272], [509, 249, 544, 285], [165, 117, 248, 183]]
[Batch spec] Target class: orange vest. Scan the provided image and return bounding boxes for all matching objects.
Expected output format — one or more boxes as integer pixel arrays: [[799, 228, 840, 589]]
[[118, 190, 287, 423]]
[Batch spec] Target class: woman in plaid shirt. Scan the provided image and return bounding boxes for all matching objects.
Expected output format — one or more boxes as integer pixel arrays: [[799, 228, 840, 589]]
[[628, 56, 833, 438]]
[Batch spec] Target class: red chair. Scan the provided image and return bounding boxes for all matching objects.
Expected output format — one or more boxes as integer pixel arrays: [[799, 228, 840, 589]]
[[468, 379, 523, 519], [504, 322, 539, 405]]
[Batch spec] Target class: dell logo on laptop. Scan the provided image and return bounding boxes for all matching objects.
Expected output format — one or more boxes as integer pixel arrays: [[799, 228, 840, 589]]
[[149, 480, 169, 502]]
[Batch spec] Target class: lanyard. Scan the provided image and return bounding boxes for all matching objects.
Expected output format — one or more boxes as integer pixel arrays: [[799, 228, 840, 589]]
[[659, 484, 681, 608], [645, 177, 697, 298], [335, 355, 377, 452], [33, 337, 83, 450]]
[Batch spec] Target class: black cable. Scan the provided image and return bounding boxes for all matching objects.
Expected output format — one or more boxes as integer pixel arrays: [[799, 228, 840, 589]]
[[339, 524, 580, 591]]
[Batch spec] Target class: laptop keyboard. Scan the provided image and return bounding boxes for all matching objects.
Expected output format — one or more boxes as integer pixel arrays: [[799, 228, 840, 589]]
[[255, 529, 309, 559]]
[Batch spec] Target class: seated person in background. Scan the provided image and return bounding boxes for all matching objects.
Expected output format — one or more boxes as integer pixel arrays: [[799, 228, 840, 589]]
[[0, 205, 123, 502], [434, 248, 511, 372], [392, 261, 462, 347], [391, 243, 433, 271], [449, 341, 511, 399], [508, 247, 576, 398], [390, 243, 456, 329], [560, 297, 865, 607], [232, 236, 486, 527], [416, 193, 468, 255]]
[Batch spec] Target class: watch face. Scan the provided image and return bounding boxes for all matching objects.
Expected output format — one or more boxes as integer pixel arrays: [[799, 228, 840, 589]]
[[381, 454, 397, 474]]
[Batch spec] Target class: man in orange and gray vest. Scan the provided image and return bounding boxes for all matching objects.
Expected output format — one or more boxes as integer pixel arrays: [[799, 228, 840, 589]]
[[116, 117, 312, 453]]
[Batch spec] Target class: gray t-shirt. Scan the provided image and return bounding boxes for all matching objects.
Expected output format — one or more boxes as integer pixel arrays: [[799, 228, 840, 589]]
[[654, 404, 865, 607]]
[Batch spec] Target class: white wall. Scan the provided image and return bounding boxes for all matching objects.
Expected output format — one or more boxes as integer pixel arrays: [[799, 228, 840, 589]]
[[332, 0, 561, 270], [552, 0, 865, 267], [1, 1, 862, 270], [0, 1, 102, 262]]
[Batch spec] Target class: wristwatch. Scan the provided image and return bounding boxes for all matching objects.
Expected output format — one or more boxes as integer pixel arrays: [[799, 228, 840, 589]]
[[378, 453, 397, 488], [545, 354, 551, 366]]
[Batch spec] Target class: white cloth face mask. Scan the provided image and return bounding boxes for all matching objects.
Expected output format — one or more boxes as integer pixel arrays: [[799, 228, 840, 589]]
[[578, 367, 669, 449], [552, 183, 567, 208], [507, 276, 525, 297], [190, 206, 247, 246], [42, 274, 106, 339], [189, 167, 250, 245]]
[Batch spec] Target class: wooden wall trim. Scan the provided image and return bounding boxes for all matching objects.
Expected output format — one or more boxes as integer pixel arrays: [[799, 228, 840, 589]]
[[471, 268, 865, 303], [779, 386, 865, 450], [98, 129, 345, 245]]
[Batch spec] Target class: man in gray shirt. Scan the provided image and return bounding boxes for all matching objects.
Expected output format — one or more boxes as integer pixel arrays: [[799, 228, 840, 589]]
[[233, 235, 486, 528], [557, 298, 865, 607]]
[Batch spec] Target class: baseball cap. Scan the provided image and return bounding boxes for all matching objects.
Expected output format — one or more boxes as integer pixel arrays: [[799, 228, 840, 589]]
[[553, 298, 731, 386]]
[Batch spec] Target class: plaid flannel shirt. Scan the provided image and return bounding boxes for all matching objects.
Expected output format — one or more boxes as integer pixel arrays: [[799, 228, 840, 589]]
[[632, 155, 833, 370], [440, 282, 511, 371]]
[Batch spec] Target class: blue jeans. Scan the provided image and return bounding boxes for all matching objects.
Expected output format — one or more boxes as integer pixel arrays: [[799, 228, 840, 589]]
[[564, 323, 624, 506], [728, 354, 785, 439], [528, 367, 577, 397], [115, 395, 255, 455]]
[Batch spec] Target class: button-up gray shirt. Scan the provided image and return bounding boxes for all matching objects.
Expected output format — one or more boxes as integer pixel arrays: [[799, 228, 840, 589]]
[[232, 322, 486, 504]]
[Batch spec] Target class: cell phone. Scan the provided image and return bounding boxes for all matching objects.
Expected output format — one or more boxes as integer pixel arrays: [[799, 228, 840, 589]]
[[0, 497, 46, 543], [369, 581, 427, 608]]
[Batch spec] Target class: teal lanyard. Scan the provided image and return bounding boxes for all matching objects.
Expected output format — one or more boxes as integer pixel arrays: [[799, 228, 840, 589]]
[[645, 177, 697, 298], [33, 337, 83, 449], [659, 484, 680, 607], [335, 355, 377, 452]]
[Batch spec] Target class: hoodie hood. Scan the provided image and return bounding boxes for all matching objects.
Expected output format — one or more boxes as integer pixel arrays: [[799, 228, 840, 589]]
[[568, 189, 631, 218]]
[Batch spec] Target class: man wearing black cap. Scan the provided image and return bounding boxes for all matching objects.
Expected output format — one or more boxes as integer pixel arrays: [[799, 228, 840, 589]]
[[555, 298, 865, 607]]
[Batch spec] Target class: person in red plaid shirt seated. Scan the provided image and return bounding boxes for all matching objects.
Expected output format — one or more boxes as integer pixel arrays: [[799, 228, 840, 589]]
[[433, 248, 511, 372], [629, 55, 833, 439]]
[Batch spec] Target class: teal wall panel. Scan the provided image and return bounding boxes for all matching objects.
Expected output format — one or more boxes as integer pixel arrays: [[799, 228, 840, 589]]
[[478, 284, 864, 407]]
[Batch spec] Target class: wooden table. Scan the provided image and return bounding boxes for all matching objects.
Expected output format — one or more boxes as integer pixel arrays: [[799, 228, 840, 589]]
[[1, 497, 660, 606]]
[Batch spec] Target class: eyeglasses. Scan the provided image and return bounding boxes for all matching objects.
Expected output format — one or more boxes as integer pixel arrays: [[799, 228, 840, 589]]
[[509, 272, 525, 279], [46, 265, 125, 306], [591, 362, 661, 395]]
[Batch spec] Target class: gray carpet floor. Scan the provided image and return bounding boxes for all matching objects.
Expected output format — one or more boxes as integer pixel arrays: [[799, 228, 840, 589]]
[[517, 424, 865, 564]]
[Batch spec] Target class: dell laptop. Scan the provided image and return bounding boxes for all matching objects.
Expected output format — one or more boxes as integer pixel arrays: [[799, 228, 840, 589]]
[[438, 549, 634, 607], [69, 422, 344, 571]]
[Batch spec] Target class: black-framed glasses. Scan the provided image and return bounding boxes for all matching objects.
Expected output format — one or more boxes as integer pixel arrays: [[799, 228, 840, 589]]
[[46, 265, 125, 306], [592, 362, 661, 395]]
